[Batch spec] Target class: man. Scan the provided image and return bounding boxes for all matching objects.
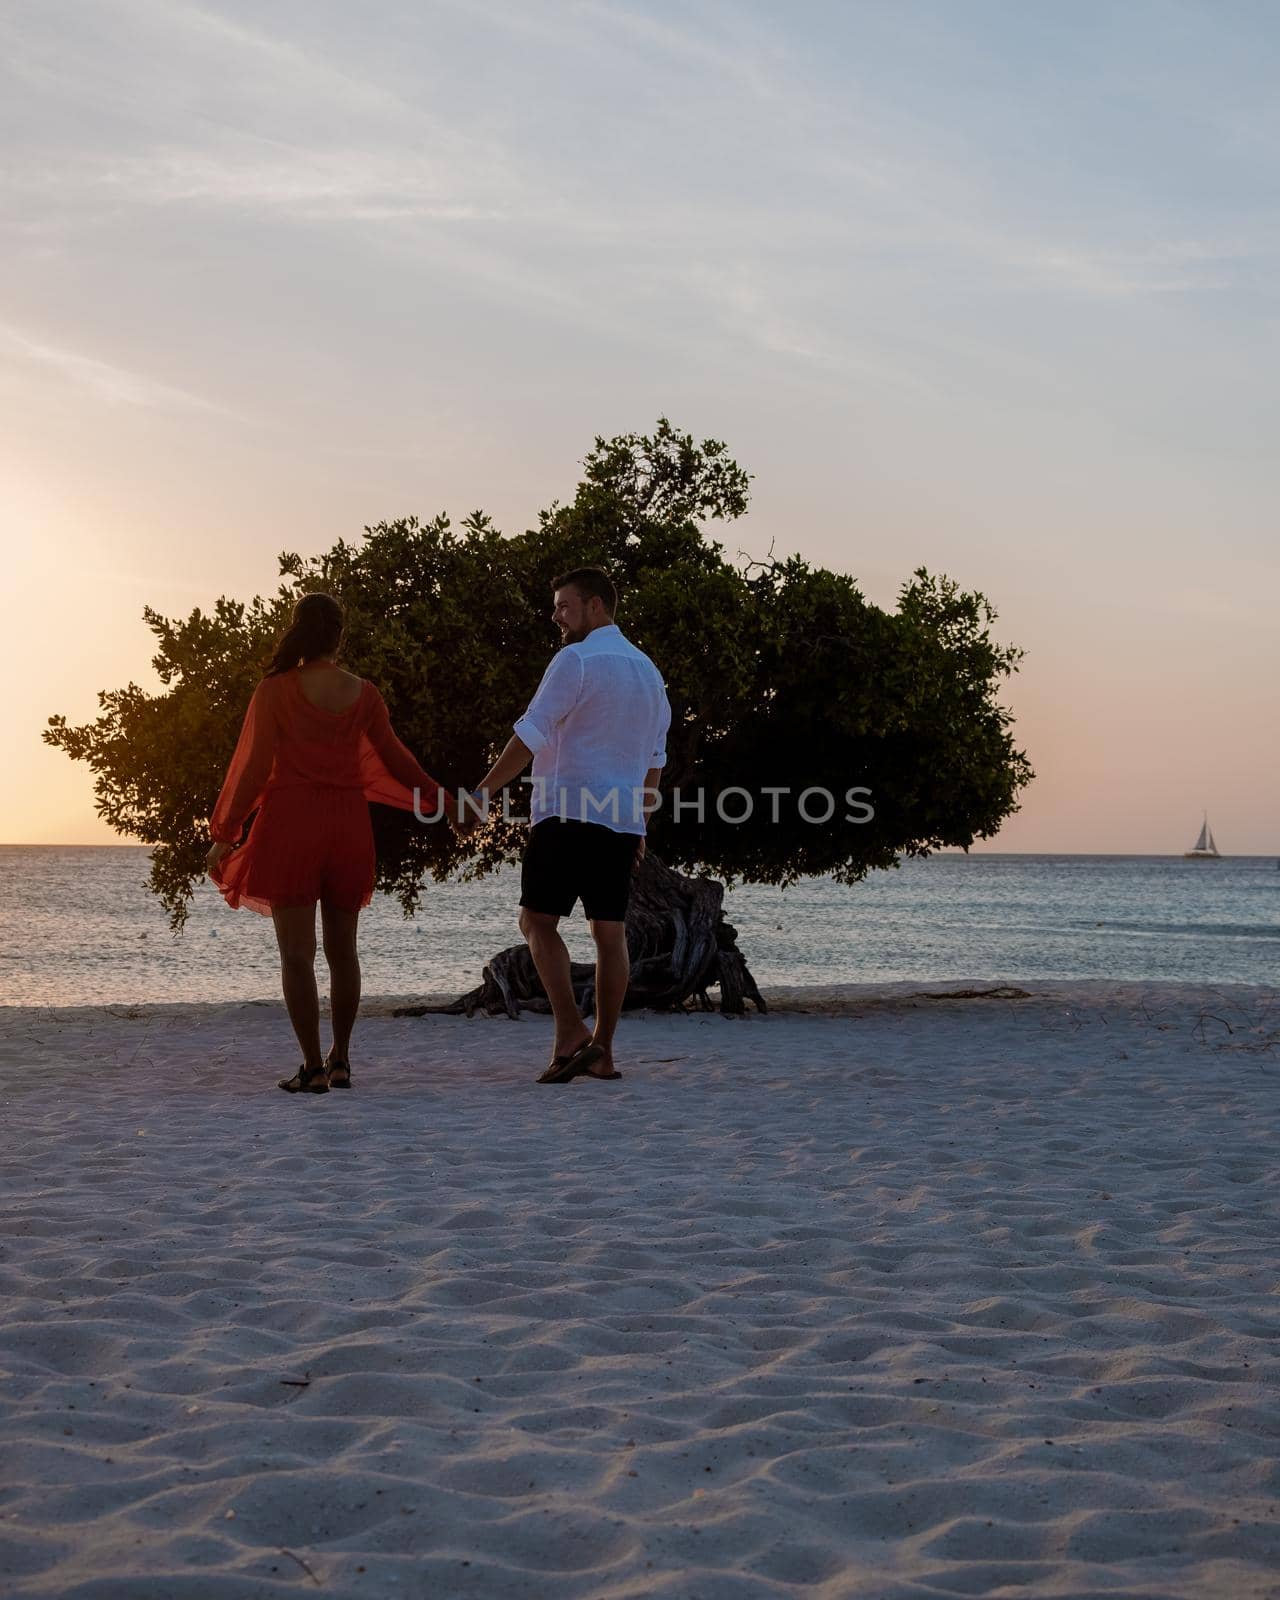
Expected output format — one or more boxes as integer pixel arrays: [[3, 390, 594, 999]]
[[468, 567, 670, 1083]]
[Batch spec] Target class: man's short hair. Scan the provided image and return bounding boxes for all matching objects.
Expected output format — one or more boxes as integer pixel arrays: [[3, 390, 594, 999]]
[[553, 566, 618, 615]]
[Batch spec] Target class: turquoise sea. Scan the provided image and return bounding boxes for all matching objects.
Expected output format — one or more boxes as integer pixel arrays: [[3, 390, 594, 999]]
[[1, 847, 1276, 1007]]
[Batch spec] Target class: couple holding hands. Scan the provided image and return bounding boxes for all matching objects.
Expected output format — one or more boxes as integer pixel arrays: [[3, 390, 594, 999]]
[[206, 568, 670, 1094]]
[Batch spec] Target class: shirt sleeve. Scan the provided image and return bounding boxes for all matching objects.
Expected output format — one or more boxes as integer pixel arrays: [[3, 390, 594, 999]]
[[650, 683, 672, 767], [208, 679, 280, 843], [513, 649, 585, 754], [358, 687, 451, 817]]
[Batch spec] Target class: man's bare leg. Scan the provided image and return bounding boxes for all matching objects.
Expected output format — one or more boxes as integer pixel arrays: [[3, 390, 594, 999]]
[[519, 908, 590, 1058], [587, 919, 630, 1075]]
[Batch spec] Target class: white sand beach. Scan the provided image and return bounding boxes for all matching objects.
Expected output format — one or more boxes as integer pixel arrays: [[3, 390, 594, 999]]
[[1, 982, 1278, 1599]]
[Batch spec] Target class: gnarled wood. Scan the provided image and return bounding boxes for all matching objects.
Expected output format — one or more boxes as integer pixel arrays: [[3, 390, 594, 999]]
[[395, 852, 765, 1019]]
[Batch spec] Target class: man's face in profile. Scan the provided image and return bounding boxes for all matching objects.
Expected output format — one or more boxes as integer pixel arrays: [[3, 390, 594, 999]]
[[552, 586, 591, 645]]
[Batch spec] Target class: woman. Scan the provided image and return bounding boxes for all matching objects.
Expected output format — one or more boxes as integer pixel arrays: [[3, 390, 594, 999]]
[[206, 592, 454, 1094]]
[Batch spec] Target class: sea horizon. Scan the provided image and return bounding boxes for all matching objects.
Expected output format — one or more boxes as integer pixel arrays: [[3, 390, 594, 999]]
[[4, 843, 1275, 858], [5, 846, 1276, 1008]]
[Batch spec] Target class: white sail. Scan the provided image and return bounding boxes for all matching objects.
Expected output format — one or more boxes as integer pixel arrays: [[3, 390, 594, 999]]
[[1185, 814, 1220, 857]]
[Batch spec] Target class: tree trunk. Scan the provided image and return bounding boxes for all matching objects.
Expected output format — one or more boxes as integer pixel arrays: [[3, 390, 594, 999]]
[[394, 852, 766, 1019]]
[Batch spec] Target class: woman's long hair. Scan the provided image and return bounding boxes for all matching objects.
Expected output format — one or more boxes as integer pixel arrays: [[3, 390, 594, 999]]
[[265, 592, 345, 676]]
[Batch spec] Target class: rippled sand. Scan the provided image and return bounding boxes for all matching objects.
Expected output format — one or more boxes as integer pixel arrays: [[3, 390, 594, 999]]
[[1, 982, 1277, 1598]]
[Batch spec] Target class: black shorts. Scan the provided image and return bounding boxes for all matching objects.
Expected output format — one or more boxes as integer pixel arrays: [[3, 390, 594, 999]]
[[520, 818, 640, 923]]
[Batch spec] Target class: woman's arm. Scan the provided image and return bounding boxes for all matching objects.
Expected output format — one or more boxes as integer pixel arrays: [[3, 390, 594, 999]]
[[207, 680, 280, 847], [363, 690, 457, 821]]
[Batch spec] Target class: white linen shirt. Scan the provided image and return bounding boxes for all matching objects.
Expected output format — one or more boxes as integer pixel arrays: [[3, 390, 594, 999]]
[[513, 624, 671, 836]]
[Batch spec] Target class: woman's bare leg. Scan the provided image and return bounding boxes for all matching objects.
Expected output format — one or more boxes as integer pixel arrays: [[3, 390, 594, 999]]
[[271, 904, 322, 1069], [321, 903, 361, 1064]]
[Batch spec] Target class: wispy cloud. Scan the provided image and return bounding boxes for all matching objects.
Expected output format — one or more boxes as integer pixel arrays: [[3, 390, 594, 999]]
[[1, 0, 1275, 411], [0, 322, 245, 416], [677, 262, 940, 397], [85, 148, 506, 223], [582, 0, 790, 102], [1, 0, 521, 225]]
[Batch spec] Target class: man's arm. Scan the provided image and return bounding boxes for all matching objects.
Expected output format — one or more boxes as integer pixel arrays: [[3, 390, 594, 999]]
[[635, 681, 671, 861], [458, 650, 584, 829], [452, 734, 533, 834], [634, 764, 663, 861], [478, 733, 534, 797]]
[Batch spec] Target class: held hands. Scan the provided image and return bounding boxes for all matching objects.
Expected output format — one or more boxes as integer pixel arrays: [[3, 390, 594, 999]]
[[450, 789, 485, 838]]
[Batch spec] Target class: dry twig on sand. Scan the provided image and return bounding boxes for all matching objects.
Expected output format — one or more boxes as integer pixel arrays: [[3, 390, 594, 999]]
[[279, 1549, 321, 1584]]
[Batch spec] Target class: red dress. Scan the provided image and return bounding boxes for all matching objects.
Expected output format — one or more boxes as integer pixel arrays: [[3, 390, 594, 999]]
[[208, 669, 446, 915]]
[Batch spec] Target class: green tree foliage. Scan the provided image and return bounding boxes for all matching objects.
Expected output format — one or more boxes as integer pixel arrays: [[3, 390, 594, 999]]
[[45, 419, 1033, 929]]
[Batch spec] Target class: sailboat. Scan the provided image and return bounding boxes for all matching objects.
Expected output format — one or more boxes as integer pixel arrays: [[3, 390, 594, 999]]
[[1183, 813, 1221, 859]]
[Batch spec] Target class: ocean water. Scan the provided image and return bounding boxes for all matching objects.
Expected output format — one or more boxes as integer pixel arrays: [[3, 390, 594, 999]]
[[1, 847, 1276, 1008]]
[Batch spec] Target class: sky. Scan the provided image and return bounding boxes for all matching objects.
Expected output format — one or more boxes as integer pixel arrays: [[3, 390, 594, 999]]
[[1, 0, 1276, 852]]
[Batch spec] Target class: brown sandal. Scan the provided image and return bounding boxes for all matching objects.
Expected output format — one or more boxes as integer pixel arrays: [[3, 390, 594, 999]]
[[536, 1037, 593, 1084], [538, 1041, 609, 1084], [326, 1059, 351, 1088], [279, 1062, 329, 1094]]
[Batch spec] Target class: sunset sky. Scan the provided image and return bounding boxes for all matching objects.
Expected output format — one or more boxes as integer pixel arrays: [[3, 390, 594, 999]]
[[2, 0, 1276, 852]]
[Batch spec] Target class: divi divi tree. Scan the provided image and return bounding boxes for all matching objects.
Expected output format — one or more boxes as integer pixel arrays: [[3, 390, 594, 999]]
[[46, 420, 1032, 1013]]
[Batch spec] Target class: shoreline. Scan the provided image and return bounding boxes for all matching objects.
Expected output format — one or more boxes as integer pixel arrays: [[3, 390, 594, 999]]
[[3, 976, 1277, 1022]]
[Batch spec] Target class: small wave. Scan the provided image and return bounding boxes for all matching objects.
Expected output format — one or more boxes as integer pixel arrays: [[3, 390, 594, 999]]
[[1083, 921, 1280, 940]]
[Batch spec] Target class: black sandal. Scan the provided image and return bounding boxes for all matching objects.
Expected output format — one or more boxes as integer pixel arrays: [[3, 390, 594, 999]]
[[326, 1059, 351, 1088], [537, 1041, 606, 1084], [279, 1062, 330, 1094], [536, 1038, 593, 1084]]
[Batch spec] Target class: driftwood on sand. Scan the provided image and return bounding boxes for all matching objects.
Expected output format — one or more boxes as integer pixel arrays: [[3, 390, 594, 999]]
[[394, 853, 766, 1020]]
